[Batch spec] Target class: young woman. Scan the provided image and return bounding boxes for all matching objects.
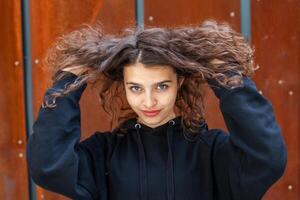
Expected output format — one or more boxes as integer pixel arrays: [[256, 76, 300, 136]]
[[26, 21, 287, 200]]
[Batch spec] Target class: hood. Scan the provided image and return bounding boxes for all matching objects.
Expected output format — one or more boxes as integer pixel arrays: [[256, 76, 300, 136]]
[[118, 116, 208, 200]]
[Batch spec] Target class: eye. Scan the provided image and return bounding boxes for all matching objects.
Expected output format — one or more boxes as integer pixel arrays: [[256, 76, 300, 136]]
[[129, 86, 142, 93], [157, 84, 169, 91]]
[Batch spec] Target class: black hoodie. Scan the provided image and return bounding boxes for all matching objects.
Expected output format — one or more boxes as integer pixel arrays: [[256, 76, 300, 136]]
[[26, 72, 287, 200]]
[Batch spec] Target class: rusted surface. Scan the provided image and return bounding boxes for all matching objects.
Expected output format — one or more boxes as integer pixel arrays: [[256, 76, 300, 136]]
[[145, 0, 240, 30], [252, 0, 300, 199], [0, 0, 29, 199], [29, 0, 135, 199]]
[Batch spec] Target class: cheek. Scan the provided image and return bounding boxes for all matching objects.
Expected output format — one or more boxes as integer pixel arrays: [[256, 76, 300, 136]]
[[159, 89, 177, 106], [125, 91, 140, 108]]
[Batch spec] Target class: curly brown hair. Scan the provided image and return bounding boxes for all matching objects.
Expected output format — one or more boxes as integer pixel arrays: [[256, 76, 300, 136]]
[[43, 20, 256, 135]]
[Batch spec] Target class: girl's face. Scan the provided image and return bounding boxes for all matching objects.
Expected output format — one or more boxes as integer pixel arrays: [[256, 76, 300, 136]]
[[123, 62, 183, 128]]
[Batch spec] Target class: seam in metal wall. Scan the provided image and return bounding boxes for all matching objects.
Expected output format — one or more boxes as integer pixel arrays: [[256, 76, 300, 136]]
[[240, 0, 251, 42], [20, 0, 36, 199], [136, 0, 144, 28]]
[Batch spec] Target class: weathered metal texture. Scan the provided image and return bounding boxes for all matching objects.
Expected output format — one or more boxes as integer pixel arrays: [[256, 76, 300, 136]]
[[144, 0, 240, 30], [252, 0, 300, 199], [29, 0, 135, 199], [0, 0, 29, 199]]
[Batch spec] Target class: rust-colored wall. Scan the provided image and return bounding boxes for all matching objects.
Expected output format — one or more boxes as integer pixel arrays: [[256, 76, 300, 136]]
[[251, 1, 300, 199], [0, 0, 29, 199]]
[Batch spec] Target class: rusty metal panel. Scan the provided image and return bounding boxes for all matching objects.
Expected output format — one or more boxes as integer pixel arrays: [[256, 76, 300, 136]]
[[145, 0, 240, 30], [29, 0, 135, 199], [0, 0, 29, 199], [252, 0, 300, 199]]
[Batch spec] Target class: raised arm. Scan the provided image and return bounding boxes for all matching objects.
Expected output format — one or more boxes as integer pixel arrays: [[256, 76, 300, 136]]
[[26, 72, 102, 200], [210, 76, 287, 199]]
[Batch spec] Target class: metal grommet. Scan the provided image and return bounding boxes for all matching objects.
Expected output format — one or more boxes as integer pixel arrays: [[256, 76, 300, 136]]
[[135, 124, 141, 129], [169, 120, 175, 125]]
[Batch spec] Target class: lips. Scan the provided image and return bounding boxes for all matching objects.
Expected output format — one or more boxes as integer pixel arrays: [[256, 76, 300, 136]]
[[142, 110, 161, 117]]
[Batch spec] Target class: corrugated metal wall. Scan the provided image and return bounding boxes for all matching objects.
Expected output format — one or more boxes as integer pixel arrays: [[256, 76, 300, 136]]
[[0, 0, 298, 199]]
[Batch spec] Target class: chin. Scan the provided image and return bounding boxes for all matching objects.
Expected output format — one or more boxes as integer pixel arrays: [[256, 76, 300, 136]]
[[140, 115, 161, 122], [138, 112, 168, 126]]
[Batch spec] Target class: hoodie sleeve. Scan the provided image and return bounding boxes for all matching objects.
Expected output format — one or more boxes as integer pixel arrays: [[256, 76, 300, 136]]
[[210, 76, 287, 200], [26, 72, 103, 200]]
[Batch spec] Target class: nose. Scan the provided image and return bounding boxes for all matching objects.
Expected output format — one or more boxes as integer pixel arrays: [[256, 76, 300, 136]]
[[143, 91, 157, 108]]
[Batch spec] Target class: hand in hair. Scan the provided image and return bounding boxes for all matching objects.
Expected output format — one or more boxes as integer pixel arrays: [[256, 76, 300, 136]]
[[204, 58, 243, 88], [61, 66, 90, 76]]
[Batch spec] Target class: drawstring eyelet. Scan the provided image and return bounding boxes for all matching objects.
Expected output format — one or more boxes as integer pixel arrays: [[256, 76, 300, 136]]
[[135, 123, 141, 129], [168, 119, 175, 126]]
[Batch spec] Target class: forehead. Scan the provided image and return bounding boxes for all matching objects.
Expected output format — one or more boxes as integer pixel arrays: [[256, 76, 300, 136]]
[[123, 62, 177, 83]]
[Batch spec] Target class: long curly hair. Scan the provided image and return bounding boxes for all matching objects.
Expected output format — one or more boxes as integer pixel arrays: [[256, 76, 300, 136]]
[[43, 20, 256, 135]]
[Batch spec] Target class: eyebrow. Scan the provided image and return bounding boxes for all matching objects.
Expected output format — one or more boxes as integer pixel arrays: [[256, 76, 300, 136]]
[[125, 80, 173, 85]]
